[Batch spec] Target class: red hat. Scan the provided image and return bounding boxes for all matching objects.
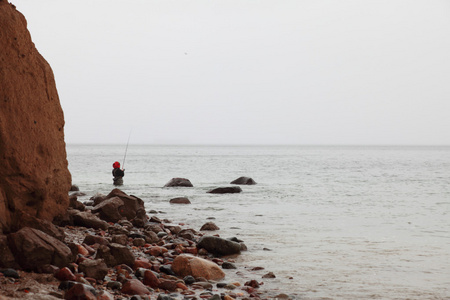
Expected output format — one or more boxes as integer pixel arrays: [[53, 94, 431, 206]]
[[113, 161, 120, 168]]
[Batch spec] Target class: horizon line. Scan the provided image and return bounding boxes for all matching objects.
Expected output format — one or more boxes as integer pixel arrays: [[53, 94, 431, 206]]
[[65, 143, 450, 147]]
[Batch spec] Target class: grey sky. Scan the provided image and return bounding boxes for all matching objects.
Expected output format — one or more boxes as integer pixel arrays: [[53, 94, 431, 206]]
[[13, 0, 450, 145]]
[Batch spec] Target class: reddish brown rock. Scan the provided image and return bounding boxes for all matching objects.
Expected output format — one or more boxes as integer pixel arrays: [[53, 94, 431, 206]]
[[77, 244, 90, 256], [159, 278, 178, 291], [78, 259, 108, 280], [11, 211, 65, 241], [121, 279, 151, 295], [7, 227, 72, 271], [97, 290, 114, 300], [54, 267, 76, 281], [104, 189, 146, 223], [69, 209, 109, 230], [143, 270, 160, 289], [172, 254, 225, 281], [65, 283, 96, 300], [92, 197, 124, 223], [82, 234, 109, 246], [95, 243, 135, 267], [0, 1, 71, 234], [145, 245, 168, 257], [134, 258, 152, 270]]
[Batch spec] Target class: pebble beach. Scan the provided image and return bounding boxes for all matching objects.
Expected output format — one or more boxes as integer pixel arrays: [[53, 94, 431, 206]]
[[0, 187, 288, 300]]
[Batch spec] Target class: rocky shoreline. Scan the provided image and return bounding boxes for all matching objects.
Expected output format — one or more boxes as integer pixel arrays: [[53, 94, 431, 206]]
[[0, 188, 289, 300]]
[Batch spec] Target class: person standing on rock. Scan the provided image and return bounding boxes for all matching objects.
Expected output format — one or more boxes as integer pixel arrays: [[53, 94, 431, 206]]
[[112, 161, 125, 186]]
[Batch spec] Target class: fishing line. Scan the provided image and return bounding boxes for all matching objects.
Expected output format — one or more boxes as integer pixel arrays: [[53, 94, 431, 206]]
[[122, 129, 132, 169]]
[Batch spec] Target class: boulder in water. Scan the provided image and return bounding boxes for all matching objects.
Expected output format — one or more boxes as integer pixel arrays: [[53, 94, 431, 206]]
[[164, 178, 193, 187], [169, 197, 191, 204], [197, 235, 242, 256], [200, 222, 220, 231], [207, 186, 242, 194], [230, 176, 257, 185]]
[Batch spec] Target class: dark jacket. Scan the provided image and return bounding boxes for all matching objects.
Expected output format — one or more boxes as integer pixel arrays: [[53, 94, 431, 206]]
[[112, 168, 124, 178]]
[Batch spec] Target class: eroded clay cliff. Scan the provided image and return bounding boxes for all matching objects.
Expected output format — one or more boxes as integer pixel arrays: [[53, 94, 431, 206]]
[[0, 0, 71, 233]]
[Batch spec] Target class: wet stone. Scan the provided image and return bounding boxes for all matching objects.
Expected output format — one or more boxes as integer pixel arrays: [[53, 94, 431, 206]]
[[221, 262, 237, 269], [133, 238, 146, 247], [262, 271, 276, 278], [106, 280, 122, 290], [111, 234, 128, 245], [159, 264, 175, 276], [55, 267, 76, 281], [183, 275, 196, 285], [58, 280, 77, 291], [0, 269, 20, 279], [157, 232, 168, 238], [157, 294, 174, 300]]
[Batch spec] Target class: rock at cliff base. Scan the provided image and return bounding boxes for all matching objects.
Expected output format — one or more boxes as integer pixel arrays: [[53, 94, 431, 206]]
[[0, 235, 18, 269], [7, 227, 73, 271], [100, 189, 147, 225], [92, 197, 124, 223], [68, 209, 109, 230]]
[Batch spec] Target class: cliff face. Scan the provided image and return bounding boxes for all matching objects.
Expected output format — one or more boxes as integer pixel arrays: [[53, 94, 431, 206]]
[[0, 0, 71, 233]]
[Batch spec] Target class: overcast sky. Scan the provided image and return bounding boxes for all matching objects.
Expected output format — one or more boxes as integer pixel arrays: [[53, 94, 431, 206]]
[[13, 0, 450, 145]]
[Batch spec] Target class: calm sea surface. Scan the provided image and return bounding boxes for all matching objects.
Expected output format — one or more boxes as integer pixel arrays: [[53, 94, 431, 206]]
[[67, 145, 450, 299]]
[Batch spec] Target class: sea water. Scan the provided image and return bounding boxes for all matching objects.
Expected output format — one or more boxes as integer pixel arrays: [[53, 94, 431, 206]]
[[67, 145, 450, 299]]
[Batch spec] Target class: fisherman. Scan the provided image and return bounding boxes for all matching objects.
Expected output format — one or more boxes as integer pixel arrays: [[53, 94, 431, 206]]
[[112, 161, 125, 186]]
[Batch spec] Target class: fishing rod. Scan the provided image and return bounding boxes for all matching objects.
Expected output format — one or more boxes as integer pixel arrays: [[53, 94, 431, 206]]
[[122, 129, 132, 169]]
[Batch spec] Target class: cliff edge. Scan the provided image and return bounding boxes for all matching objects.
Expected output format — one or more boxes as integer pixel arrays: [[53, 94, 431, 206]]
[[0, 0, 71, 233]]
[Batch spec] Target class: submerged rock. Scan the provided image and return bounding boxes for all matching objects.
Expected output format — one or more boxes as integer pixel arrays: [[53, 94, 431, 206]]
[[200, 222, 220, 231], [230, 177, 257, 185], [164, 178, 193, 187], [169, 197, 191, 204], [207, 186, 242, 194]]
